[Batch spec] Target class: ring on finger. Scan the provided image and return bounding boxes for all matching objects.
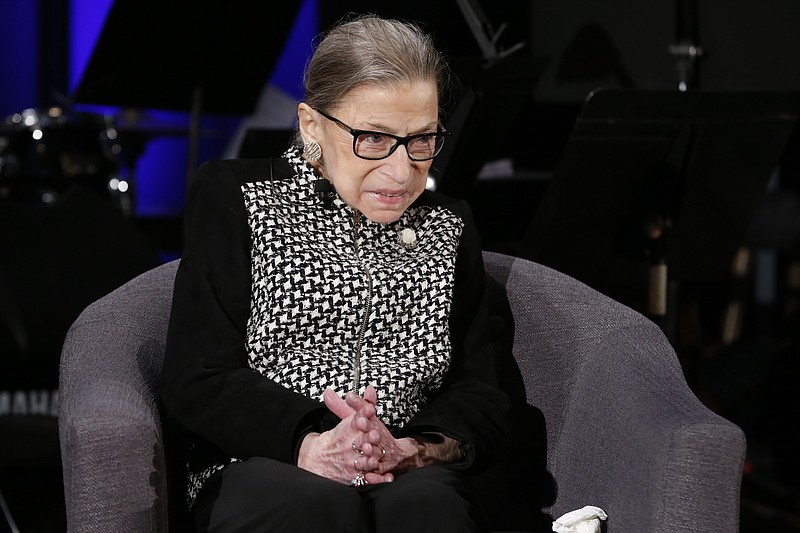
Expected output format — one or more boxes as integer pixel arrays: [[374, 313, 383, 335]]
[[350, 471, 368, 488], [352, 441, 364, 455], [377, 443, 386, 462]]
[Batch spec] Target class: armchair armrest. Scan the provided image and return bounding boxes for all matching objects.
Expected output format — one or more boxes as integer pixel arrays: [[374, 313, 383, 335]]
[[59, 375, 166, 532], [59, 261, 178, 533], [549, 325, 745, 532], [483, 252, 745, 532]]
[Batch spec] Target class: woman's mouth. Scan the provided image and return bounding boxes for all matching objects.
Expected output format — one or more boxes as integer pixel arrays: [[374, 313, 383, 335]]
[[369, 190, 407, 204]]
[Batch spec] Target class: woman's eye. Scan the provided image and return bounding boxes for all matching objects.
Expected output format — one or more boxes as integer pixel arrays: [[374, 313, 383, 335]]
[[362, 133, 389, 145], [409, 135, 435, 149]]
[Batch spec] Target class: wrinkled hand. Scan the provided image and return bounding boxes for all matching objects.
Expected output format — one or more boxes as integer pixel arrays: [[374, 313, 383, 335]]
[[327, 386, 425, 477], [296, 386, 396, 485]]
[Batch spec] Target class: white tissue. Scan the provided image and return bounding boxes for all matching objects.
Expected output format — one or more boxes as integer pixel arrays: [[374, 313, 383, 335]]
[[552, 505, 608, 533]]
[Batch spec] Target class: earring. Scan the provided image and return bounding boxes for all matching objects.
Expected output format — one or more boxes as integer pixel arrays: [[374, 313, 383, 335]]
[[303, 141, 322, 162]]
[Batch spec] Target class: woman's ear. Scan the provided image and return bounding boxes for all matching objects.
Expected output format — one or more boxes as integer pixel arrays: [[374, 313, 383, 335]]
[[297, 103, 319, 144]]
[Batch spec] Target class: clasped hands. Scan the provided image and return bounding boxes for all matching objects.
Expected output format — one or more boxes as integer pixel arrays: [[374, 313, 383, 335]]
[[297, 385, 424, 486]]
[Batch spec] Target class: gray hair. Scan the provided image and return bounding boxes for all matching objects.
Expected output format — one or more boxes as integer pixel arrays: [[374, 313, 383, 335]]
[[296, 15, 449, 145]]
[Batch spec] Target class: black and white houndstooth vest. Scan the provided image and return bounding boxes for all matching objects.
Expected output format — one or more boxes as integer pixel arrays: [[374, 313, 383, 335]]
[[186, 149, 465, 504]]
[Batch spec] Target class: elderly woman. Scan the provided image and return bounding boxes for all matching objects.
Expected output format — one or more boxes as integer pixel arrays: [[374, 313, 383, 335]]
[[160, 15, 511, 533]]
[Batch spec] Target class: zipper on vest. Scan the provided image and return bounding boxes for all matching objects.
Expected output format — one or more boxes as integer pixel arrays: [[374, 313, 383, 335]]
[[351, 210, 373, 393]]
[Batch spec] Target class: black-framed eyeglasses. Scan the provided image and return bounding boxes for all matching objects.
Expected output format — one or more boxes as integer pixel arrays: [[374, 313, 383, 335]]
[[316, 109, 449, 161]]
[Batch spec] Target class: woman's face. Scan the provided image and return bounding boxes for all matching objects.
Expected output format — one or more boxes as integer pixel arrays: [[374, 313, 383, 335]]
[[298, 80, 439, 224]]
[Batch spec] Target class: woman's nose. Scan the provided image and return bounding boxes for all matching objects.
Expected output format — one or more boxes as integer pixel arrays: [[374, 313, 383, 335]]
[[384, 146, 413, 184]]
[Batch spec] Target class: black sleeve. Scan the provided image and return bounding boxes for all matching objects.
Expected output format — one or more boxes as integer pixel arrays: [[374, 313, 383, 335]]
[[398, 200, 512, 472], [159, 160, 331, 465]]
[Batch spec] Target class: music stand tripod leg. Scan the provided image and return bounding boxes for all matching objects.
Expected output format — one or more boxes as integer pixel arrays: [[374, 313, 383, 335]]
[[0, 486, 21, 533]]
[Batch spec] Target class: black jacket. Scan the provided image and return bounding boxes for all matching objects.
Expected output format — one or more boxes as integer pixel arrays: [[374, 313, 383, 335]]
[[160, 151, 511, 502]]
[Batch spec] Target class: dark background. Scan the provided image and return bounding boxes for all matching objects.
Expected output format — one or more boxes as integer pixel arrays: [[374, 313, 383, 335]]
[[1, 0, 799, 531]]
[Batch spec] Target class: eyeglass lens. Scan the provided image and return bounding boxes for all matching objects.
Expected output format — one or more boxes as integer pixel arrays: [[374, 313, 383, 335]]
[[354, 132, 444, 161]]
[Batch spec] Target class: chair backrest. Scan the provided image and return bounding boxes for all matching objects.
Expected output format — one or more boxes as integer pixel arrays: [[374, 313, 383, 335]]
[[483, 251, 682, 460]]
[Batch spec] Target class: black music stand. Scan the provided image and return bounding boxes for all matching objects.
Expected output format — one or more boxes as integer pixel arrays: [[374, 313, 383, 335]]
[[71, 0, 302, 182], [522, 89, 800, 330], [432, 55, 548, 198]]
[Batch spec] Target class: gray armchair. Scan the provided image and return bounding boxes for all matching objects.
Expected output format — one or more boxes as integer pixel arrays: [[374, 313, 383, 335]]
[[59, 252, 745, 532]]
